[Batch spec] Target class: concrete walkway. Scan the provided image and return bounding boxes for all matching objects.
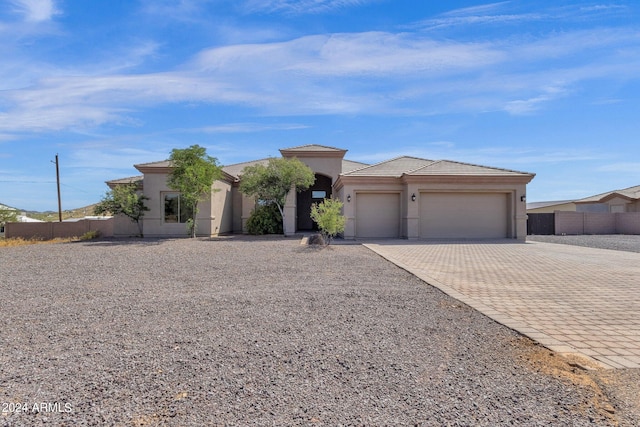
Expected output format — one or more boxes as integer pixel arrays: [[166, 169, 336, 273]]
[[364, 240, 640, 369]]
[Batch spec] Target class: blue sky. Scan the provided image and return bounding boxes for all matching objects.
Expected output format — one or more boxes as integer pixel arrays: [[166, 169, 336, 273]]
[[1, 0, 639, 211]]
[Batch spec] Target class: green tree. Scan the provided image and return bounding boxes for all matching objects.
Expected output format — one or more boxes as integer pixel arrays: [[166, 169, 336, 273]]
[[239, 157, 315, 234], [310, 197, 346, 244], [0, 208, 19, 234], [94, 183, 149, 237], [167, 145, 223, 238]]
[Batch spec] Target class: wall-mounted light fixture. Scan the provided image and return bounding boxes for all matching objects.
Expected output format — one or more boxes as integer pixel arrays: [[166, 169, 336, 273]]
[[347, 194, 351, 203], [521, 195, 526, 202], [411, 193, 416, 202]]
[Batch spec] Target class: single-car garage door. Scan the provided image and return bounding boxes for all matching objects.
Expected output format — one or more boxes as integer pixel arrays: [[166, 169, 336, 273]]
[[356, 193, 400, 238], [420, 192, 508, 239]]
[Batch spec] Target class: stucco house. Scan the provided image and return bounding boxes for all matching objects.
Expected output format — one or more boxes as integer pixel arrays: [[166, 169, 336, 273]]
[[574, 185, 640, 213], [0, 203, 44, 236], [108, 144, 534, 240]]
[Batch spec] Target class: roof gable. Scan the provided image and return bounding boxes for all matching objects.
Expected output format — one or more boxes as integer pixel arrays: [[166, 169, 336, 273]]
[[342, 156, 435, 177], [575, 184, 640, 203], [280, 144, 345, 152], [279, 144, 347, 159]]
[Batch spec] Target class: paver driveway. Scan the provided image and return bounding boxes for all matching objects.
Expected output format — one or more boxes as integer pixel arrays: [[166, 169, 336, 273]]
[[364, 240, 640, 369]]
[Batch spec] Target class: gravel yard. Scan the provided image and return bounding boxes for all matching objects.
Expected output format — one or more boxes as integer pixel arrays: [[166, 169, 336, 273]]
[[527, 234, 640, 253], [0, 236, 630, 426]]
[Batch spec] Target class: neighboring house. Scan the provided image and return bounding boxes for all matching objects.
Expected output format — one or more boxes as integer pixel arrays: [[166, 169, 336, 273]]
[[526, 200, 576, 214], [108, 144, 535, 240], [574, 185, 640, 213], [0, 203, 43, 236]]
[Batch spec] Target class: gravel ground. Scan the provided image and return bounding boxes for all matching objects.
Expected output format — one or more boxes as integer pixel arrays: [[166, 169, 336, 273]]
[[0, 236, 632, 426], [527, 234, 640, 253]]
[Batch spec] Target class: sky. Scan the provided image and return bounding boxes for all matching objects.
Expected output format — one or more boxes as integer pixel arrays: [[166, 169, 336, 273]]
[[1, 0, 639, 211]]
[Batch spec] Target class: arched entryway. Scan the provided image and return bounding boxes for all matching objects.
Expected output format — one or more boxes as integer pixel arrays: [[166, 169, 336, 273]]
[[297, 174, 332, 231]]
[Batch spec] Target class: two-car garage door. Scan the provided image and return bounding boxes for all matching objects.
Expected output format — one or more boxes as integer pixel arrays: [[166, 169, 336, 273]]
[[420, 192, 508, 239]]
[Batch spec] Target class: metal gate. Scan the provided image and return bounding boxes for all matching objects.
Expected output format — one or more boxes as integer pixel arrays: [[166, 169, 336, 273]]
[[527, 213, 555, 235]]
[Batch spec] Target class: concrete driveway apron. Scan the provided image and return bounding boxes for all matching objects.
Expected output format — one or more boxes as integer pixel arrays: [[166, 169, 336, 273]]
[[364, 240, 640, 369]]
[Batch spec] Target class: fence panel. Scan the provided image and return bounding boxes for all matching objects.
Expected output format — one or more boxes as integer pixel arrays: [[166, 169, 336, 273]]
[[527, 213, 555, 235], [5, 218, 114, 239]]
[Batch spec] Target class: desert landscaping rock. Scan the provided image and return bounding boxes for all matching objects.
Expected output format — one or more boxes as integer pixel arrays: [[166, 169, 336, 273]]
[[0, 236, 632, 425], [527, 234, 640, 253]]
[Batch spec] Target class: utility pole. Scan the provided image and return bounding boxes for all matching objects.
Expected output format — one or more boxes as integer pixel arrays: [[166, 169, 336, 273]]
[[54, 154, 62, 222]]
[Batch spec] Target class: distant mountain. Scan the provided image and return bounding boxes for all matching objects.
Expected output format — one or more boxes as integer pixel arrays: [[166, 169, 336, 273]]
[[0, 203, 18, 211], [2, 203, 101, 222]]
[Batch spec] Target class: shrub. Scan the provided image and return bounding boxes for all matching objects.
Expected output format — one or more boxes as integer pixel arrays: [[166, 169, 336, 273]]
[[310, 197, 346, 244], [246, 203, 283, 235], [80, 230, 101, 241]]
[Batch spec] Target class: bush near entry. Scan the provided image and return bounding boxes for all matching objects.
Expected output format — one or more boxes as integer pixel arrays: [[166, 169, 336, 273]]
[[310, 197, 346, 245], [246, 203, 283, 235]]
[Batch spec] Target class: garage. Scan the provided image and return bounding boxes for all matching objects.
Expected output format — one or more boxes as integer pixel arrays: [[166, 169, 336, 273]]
[[356, 193, 401, 238], [420, 192, 509, 239]]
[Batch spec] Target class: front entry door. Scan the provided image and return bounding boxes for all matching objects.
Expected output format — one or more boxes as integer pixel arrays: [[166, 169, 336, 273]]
[[297, 174, 332, 231]]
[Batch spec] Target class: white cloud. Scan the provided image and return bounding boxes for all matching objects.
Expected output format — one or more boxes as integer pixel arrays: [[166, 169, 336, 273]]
[[68, 146, 171, 170], [441, 1, 512, 17], [197, 123, 310, 133], [10, 0, 59, 22], [2, 22, 640, 133], [242, 0, 376, 15], [597, 163, 640, 174], [193, 32, 504, 76], [504, 85, 568, 115], [418, 13, 541, 31], [139, 0, 213, 21]]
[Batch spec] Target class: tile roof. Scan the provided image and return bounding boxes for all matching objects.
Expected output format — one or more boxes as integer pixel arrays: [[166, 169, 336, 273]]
[[408, 159, 534, 176], [342, 156, 435, 177], [222, 158, 271, 178], [342, 159, 369, 173], [342, 156, 534, 177], [575, 184, 640, 203], [106, 176, 144, 185], [135, 160, 172, 168], [280, 144, 346, 152], [526, 200, 575, 210]]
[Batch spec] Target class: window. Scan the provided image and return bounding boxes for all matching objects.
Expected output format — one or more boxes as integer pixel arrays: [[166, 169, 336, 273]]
[[312, 190, 327, 199], [164, 193, 193, 223]]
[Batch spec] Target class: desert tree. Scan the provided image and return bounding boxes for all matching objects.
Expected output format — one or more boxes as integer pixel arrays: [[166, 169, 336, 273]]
[[167, 145, 223, 238], [239, 157, 315, 235], [94, 183, 149, 237]]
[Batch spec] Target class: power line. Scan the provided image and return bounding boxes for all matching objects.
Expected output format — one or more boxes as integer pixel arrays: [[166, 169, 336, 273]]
[[0, 180, 57, 183]]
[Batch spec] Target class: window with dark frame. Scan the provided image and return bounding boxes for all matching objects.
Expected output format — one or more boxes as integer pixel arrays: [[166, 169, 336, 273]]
[[163, 193, 193, 223]]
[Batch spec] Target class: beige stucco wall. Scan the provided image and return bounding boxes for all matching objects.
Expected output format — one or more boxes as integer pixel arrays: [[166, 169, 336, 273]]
[[294, 157, 342, 185], [555, 211, 640, 235], [607, 196, 634, 213], [140, 172, 233, 237], [113, 213, 141, 237], [6, 218, 114, 240]]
